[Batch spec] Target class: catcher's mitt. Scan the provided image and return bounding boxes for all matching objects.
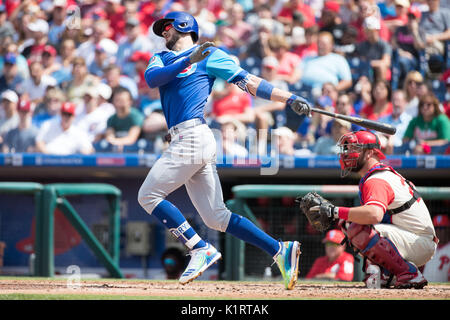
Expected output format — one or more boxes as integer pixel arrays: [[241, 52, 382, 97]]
[[296, 192, 337, 232]]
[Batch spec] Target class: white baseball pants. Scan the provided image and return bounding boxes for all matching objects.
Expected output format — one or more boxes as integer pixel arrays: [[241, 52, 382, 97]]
[[138, 123, 232, 232]]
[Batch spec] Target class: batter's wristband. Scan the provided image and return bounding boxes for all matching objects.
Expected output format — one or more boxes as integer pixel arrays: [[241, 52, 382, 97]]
[[286, 94, 298, 105], [338, 207, 350, 220], [255, 79, 274, 100]]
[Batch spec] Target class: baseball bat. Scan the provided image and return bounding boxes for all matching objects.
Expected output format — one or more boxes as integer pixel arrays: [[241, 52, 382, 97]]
[[311, 107, 397, 135]]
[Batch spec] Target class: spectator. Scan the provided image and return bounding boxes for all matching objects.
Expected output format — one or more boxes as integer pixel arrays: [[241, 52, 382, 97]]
[[53, 38, 77, 84], [300, 95, 335, 146], [378, 89, 413, 154], [334, 24, 359, 57], [350, 0, 390, 42], [417, 0, 450, 74], [298, 31, 352, 92], [278, 0, 316, 29], [0, 89, 19, 138], [63, 57, 99, 105], [220, 119, 249, 158], [218, 3, 253, 56], [403, 94, 450, 154], [32, 87, 65, 129], [306, 229, 354, 281], [21, 19, 50, 60], [35, 102, 94, 155], [2, 99, 38, 153], [48, 0, 69, 46], [0, 4, 16, 40], [22, 60, 57, 104], [104, 0, 127, 42], [161, 247, 187, 280], [319, 1, 349, 47], [335, 92, 365, 131], [272, 126, 312, 156], [41, 45, 61, 78], [0, 53, 25, 95], [313, 119, 352, 155], [104, 86, 144, 152], [242, 18, 274, 60], [360, 80, 393, 121], [88, 41, 117, 77], [384, 0, 410, 33], [402, 70, 423, 117], [443, 71, 450, 118], [210, 81, 255, 128], [267, 35, 302, 84], [356, 16, 392, 82], [76, 19, 118, 68], [116, 17, 152, 78], [254, 56, 289, 133], [292, 25, 319, 59], [74, 87, 115, 144], [1, 41, 30, 81], [391, 6, 422, 83], [423, 215, 450, 282], [103, 63, 138, 101]]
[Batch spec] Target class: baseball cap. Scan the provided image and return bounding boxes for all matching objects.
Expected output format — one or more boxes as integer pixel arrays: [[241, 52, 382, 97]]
[[408, 6, 421, 19], [363, 16, 381, 30], [17, 99, 35, 113], [4, 53, 17, 65], [28, 19, 49, 34], [324, 1, 340, 13], [129, 51, 152, 62], [97, 83, 112, 100], [262, 56, 279, 69], [432, 215, 450, 227], [126, 17, 140, 27], [395, 0, 410, 7], [43, 45, 57, 57], [60, 102, 76, 115], [322, 229, 346, 244], [53, 0, 67, 7], [84, 86, 99, 98], [1, 90, 19, 103]]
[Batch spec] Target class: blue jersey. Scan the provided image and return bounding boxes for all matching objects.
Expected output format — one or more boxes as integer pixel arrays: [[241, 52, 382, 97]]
[[145, 46, 247, 129]]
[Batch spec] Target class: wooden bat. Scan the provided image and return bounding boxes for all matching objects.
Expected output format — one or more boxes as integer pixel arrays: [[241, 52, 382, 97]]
[[311, 107, 397, 135]]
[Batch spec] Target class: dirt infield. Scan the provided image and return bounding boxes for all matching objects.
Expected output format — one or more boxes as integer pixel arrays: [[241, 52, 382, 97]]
[[0, 278, 449, 299]]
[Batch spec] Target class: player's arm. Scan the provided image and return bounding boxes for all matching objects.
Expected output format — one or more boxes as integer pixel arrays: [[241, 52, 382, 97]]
[[145, 43, 214, 88], [206, 49, 312, 117]]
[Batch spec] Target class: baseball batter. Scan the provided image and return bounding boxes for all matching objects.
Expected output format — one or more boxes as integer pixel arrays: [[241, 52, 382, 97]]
[[299, 130, 437, 288], [137, 12, 311, 288]]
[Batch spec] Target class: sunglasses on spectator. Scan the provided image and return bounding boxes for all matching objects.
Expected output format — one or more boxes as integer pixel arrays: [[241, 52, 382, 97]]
[[61, 112, 74, 117], [421, 102, 434, 108]]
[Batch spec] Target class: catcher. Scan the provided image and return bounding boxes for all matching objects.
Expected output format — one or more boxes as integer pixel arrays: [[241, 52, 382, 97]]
[[298, 130, 438, 289]]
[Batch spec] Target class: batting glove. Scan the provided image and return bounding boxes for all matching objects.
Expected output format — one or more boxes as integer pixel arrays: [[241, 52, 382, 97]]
[[288, 95, 312, 117], [188, 42, 215, 64]]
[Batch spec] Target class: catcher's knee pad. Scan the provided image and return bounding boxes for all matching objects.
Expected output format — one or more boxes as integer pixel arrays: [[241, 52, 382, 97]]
[[347, 223, 417, 276]]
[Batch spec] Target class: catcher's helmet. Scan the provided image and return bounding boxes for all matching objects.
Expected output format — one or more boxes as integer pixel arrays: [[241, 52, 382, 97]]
[[153, 11, 199, 43], [337, 130, 385, 177]]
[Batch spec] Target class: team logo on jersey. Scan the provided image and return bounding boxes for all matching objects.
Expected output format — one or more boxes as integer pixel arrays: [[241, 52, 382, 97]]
[[176, 57, 197, 78]]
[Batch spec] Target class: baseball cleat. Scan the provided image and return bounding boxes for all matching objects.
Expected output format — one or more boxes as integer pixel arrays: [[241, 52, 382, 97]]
[[274, 241, 301, 290], [179, 242, 222, 285], [394, 270, 428, 289]]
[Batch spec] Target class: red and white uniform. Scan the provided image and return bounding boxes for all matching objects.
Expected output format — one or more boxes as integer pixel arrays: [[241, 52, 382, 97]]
[[306, 252, 354, 281], [423, 243, 450, 282], [360, 163, 437, 267]]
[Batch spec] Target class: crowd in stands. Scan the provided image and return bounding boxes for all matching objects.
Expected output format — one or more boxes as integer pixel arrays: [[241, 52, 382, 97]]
[[0, 0, 449, 158]]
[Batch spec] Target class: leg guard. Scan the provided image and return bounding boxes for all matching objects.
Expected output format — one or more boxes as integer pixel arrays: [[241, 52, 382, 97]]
[[347, 223, 418, 278]]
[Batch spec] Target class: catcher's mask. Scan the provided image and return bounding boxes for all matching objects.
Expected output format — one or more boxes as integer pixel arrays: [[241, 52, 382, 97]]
[[337, 130, 385, 177]]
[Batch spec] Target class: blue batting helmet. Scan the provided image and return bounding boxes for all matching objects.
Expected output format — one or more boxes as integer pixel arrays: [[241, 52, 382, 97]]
[[153, 11, 199, 43]]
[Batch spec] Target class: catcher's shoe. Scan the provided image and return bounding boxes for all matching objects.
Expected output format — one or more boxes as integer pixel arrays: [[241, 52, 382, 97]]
[[394, 270, 428, 289], [274, 241, 301, 290], [179, 243, 221, 285]]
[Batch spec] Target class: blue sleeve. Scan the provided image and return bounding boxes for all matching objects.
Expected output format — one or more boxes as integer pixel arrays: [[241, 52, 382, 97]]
[[144, 54, 191, 88], [206, 49, 245, 82]]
